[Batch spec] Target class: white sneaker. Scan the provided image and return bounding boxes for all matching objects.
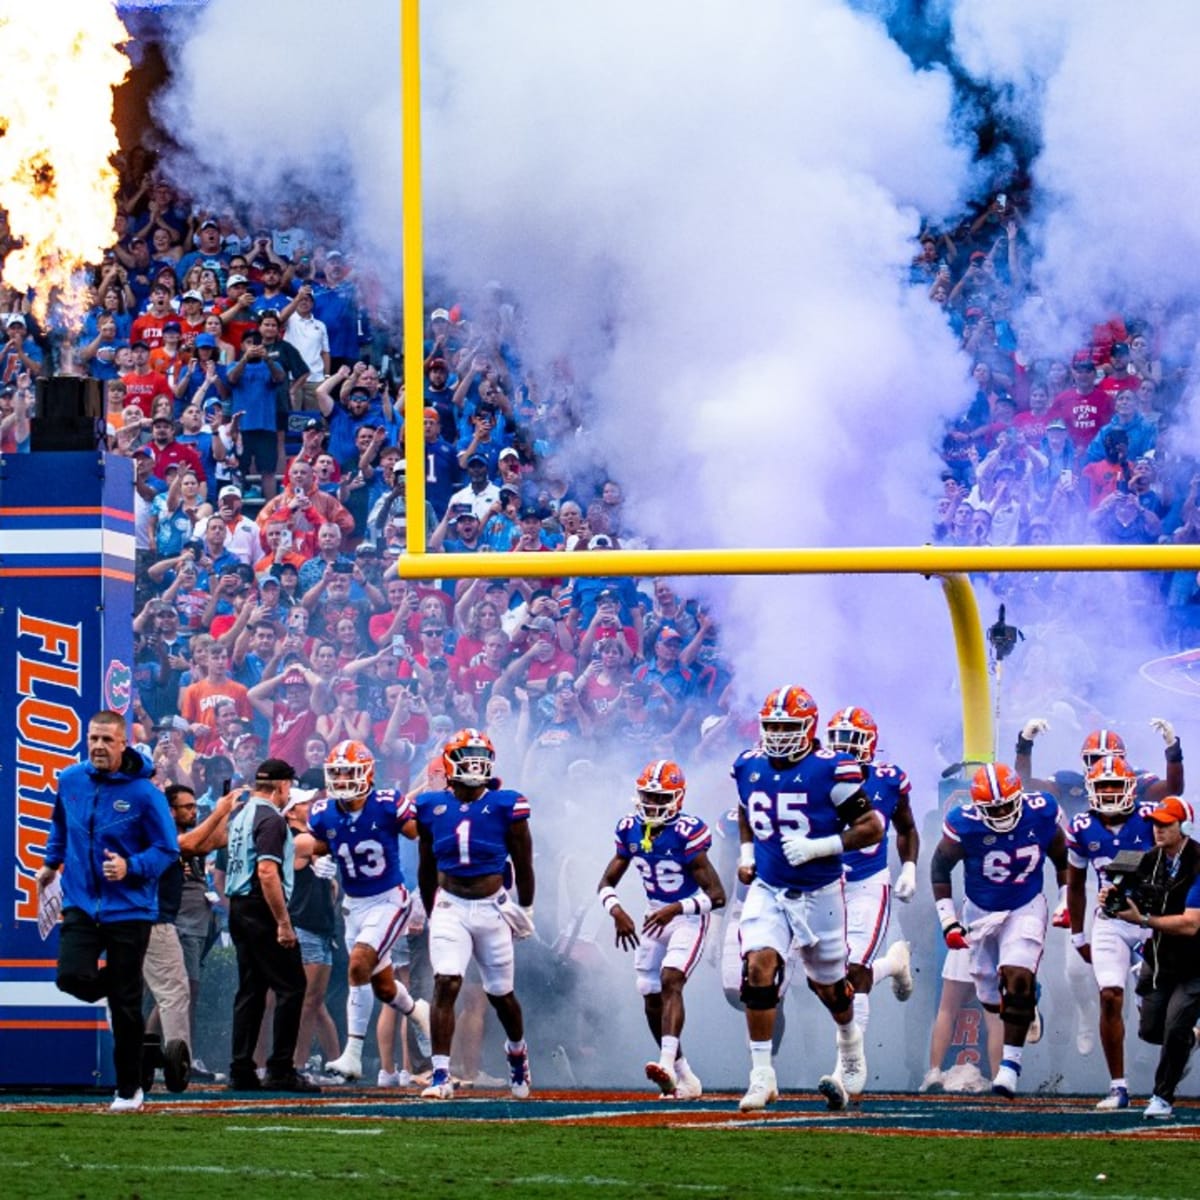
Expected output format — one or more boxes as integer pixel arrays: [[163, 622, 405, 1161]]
[[1144, 1094, 1174, 1120], [918, 1067, 944, 1094], [1096, 1086, 1129, 1111], [109, 1088, 144, 1113], [407, 998, 432, 1059], [421, 1069, 454, 1100], [325, 1045, 363, 1081], [837, 1026, 867, 1094], [890, 941, 914, 1002], [506, 1046, 532, 1099], [991, 1063, 1020, 1098], [738, 1066, 778, 1112], [818, 1073, 849, 1111], [377, 1068, 412, 1088], [675, 1064, 703, 1100], [645, 1060, 677, 1096]]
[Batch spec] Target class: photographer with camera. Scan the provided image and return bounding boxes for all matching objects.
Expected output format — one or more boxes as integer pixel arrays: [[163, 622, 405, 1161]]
[[1101, 797, 1200, 1120]]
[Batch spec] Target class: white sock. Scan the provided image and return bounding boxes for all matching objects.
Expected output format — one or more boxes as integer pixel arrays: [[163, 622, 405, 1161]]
[[872, 947, 893, 983], [1002, 1044, 1023, 1069], [675, 1054, 692, 1076], [505, 1039, 526, 1056], [385, 980, 416, 1015], [851, 992, 870, 1034], [431, 1054, 451, 1075], [837, 1022, 862, 1049], [347, 984, 373, 1038], [659, 1035, 679, 1066], [750, 1040, 773, 1071], [1111, 1076, 1127, 1090]]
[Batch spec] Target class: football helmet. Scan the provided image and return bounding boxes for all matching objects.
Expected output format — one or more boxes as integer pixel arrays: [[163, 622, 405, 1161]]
[[1085, 754, 1136, 817], [635, 759, 686, 826], [325, 740, 374, 802], [970, 763, 1024, 833], [1080, 729, 1126, 770], [759, 686, 817, 760], [826, 706, 878, 763], [443, 728, 496, 787]]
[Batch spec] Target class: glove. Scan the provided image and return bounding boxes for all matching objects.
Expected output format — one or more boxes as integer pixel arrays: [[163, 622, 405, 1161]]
[[311, 855, 337, 880], [893, 861, 918, 903], [942, 923, 970, 950], [1020, 717, 1049, 742], [1150, 717, 1177, 746], [1051, 903, 1070, 928], [780, 832, 842, 867]]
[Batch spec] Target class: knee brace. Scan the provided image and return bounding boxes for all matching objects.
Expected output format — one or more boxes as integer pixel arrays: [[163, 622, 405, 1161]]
[[999, 985, 1036, 1029], [739, 958, 782, 1011], [814, 976, 855, 1015]]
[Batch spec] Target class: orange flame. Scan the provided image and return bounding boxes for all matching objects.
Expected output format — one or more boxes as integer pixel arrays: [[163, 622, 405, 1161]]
[[0, 2, 130, 325]]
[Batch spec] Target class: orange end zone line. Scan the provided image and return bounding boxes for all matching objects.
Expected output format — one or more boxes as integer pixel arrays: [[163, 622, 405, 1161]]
[[0, 1020, 108, 1030], [0, 567, 135, 581], [0, 506, 133, 521], [0, 959, 57, 968]]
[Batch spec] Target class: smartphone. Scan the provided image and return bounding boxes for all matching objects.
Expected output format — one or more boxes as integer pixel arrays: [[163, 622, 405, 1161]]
[[391, 635, 407, 657], [1060, 470, 1073, 487], [278, 529, 292, 549]]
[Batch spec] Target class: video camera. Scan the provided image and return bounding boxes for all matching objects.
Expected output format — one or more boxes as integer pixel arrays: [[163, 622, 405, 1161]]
[[1103, 849, 1163, 918]]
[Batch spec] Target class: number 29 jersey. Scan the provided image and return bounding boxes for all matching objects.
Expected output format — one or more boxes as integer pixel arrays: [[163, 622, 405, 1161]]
[[942, 792, 1061, 911], [614, 812, 711, 905], [732, 746, 866, 891], [306, 788, 414, 898], [415, 787, 530, 879]]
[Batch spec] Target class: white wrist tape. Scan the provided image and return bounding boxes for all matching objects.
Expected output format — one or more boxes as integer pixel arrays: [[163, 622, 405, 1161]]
[[681, 892, 713, 916], [935, 898, 958, 930], [738, 843, 755, 869], [599, 886, 620, 914]]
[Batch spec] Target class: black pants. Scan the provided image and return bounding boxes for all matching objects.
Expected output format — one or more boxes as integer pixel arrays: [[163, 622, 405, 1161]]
[[1137, 967, 1200, 1102], [229, 895, 306, 1079], [56, 909, 152, 1099]]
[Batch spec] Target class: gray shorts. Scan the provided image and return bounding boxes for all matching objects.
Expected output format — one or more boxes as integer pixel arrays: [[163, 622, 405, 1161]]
[[297, 926, 335, 967]]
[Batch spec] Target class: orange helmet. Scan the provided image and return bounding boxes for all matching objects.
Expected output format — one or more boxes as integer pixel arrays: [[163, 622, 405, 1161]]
[[635, 759, 686, 825], [443, 728, 496, 787], [759, 686, 817, 760], [826, 707, 878, 763], [970, 763, 1024, 833], [1086, 754, 1136, 817], [1081, 729, 1126, 770], [324, 740, 374, 802]]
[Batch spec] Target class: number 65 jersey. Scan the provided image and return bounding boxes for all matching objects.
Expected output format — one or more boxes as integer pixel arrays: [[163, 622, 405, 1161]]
[[732, 746, 866, 891], [942, 792, 1062, 911], [307, 788, 415, 898]]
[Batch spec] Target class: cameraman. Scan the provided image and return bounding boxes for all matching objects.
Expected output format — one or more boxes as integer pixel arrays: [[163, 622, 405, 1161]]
[[1102, 797, 1200, 1120]]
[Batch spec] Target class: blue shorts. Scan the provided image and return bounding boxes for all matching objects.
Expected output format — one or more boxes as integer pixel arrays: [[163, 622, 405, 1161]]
[[297, 927, 335, 967]]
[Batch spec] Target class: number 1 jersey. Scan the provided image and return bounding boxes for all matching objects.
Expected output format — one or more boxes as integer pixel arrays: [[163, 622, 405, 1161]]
[[415, 787, 530, 879]]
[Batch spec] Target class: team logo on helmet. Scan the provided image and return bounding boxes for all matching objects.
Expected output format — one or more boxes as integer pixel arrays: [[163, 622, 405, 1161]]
[[759, 685, 817, 760], [324, 739, 374, 802], [635, 759, 686, 826], [443, 728, 496, 787], [826, 706, 878, 762], [1085, 754, 1136, 817], [970, 763, 1024, 833], [1080, 729, 1126, 769]]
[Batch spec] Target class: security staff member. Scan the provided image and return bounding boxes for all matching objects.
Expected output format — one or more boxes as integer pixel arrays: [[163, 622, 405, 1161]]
[[224, 758, 317, 1092], [1103, 796, 1200, 1120]]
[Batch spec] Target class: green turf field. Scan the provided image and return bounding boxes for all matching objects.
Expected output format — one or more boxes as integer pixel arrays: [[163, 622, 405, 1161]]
[[1, 1109, 1197, 1200]]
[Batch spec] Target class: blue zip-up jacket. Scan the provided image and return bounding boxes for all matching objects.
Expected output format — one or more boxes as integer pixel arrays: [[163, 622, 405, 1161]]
[[44, 748, 178, 923]]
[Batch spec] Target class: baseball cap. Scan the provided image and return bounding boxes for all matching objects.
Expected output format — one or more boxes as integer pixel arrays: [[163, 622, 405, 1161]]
[[199, 218, 219, 230], [333, 678, 358, 694], [1072, 351, 1096, 368], [423, 407, 439, 420], [279, 667, 308, 687], [455, 508, 478, 522], [1111, 341, 1130, 355], [465, 453, 488, 467], [527, 615, 556, 634], [1046, 417, 1068, 430], [5, 314, 25, 327], [151, 415, 173, 426], [162, 320, 181, 333], [1148, 796, 1191, 826], [657, 625, 683, 642], [518, 505, 542, 521], [181, 290, 204, 302], [303, 417, 325, 432], [282, 786, 317, 814], [589, 534, 614, 549], [131, 340, 150, 351], [430, 308, 450, 322], [255, 758, 296, 783], [218, 484, 242, 500], [596, 587, 619, 602], [325, 250, 344, 260], [226, 274, 248, 287], [427, 358, 448, 371], [194, 333, 217, 349], [499, 447, 520, 461]]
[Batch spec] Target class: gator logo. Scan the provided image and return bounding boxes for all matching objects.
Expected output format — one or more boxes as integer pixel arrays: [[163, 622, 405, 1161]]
[[104, 660, 132, 714]]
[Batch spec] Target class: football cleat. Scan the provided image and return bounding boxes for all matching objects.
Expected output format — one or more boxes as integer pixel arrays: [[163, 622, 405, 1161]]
[[408, 998, 432, 1059], [507, 1047, 532, 1099], [837, 1026, 867, 1094], [1144, 1094, 1174, 1120], [324, 739, 375, 802], [109, 1088, 144, 1113], [377, 1068, 412, 1088], [674, 1063, 703, 1100], [970, 763, 1024, 833], [890, 941, 914, 1002], [1096, 1086, 1129, 1111], [918, 1068, 945, 1094], [325, 1044, 364, 1081], [421, 1068, 455, 1100], [818, 1072, 849, 1111], [738, 1066, 779, 1112], [991, 1061, 1021, 1098], [645, 1060, 677, 1096]]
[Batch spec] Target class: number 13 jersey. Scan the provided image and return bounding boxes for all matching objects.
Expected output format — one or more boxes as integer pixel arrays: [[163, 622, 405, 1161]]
[[307, 789, 414, 898]]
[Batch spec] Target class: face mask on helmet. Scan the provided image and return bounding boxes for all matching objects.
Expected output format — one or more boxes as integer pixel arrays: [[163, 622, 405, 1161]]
[[759, 687, 817, 760], [443, 729, 496, 786], [635, 759, 686, 825], [324, 740, 374, 802], [636, 789, 683, 825], [1086, 755, 1136, 817], [970, 763, 1024, 833], [826, 707, 878, 762]]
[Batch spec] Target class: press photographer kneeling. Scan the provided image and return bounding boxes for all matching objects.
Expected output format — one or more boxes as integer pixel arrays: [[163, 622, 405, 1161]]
[[1101, 797, 1200, 1120]]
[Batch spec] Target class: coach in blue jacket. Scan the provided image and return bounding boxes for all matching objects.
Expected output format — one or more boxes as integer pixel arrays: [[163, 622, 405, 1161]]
[[38, 710, 178, 1112]]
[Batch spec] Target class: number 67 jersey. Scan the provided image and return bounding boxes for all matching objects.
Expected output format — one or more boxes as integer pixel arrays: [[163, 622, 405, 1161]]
[[942, 791, 1062, 911]]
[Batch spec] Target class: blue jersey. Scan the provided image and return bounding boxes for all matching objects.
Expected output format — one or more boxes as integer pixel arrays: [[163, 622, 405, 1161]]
[[415, 787, 530, 879], [1066, 805, 1157, 885], [714, 806, 749, 903], [843, 760, 910, 884], [732, 746, 866, 891], [942, 792, 1061, 911], [614, 812, 710, 905], [306, 788, 414, 899]]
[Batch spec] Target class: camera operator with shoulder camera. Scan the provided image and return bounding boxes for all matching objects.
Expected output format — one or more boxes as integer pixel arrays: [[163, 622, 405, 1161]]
[[1101, 796, 1200, 1120]]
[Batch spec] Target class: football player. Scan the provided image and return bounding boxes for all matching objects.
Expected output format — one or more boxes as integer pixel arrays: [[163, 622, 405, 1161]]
[[930, 763, 1069, 1097], [294, 740, 431, 1081], [732, 685, 882, 1113], [825, 707, 917, 1080], [596, 760, 726, 1099], [414, 729, 535, 1100], [1066, 755, 1158, 1110]]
